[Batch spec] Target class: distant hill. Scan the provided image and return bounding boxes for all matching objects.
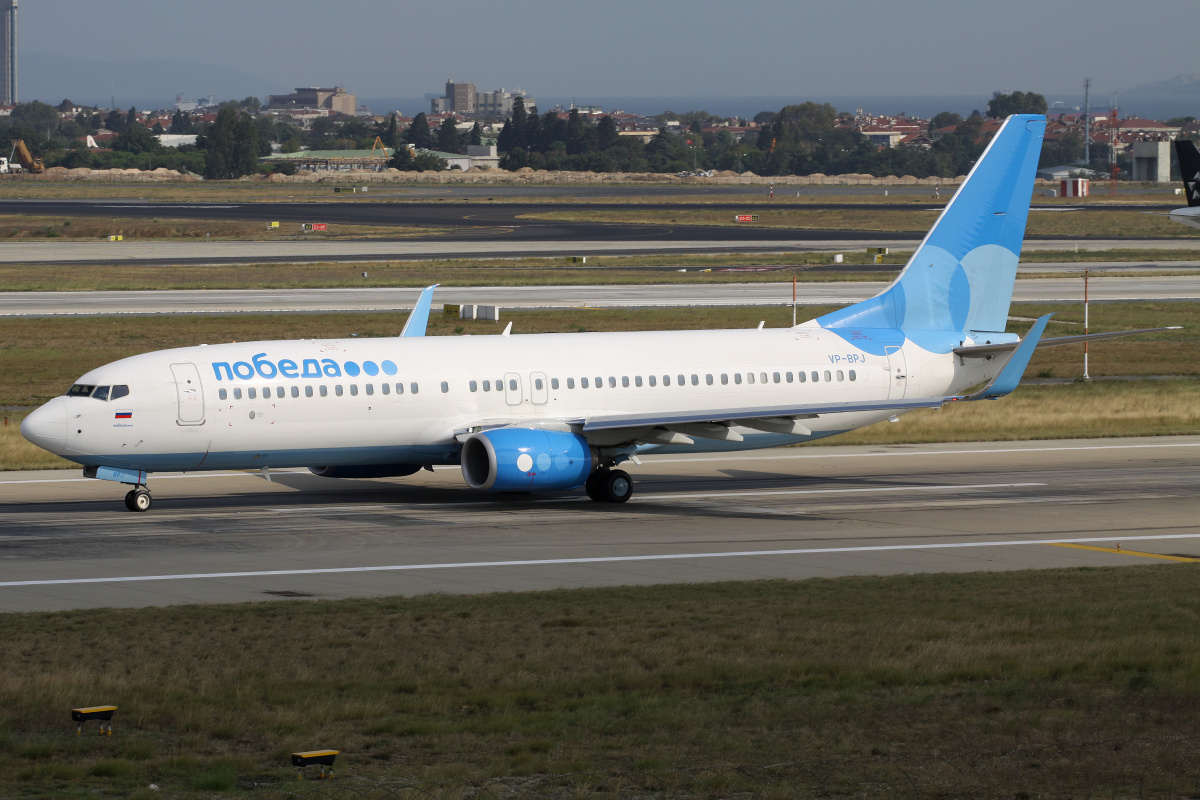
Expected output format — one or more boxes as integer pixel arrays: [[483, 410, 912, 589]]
[[19, 51, 277, 109], [1124, 74, 1200, 97]]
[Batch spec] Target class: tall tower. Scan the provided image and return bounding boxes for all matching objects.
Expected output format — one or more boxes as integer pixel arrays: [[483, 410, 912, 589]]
[[0, 0, 16, 105]]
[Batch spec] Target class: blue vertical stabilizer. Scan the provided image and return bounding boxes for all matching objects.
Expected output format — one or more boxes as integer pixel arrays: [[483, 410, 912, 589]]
[[818, 115, 1045, 337]]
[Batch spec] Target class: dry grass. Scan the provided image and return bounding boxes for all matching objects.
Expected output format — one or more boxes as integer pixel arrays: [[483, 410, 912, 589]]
[[4, 567, 1200, 797], [0, 215, 431, 241], [527, 207, 1196, 237]]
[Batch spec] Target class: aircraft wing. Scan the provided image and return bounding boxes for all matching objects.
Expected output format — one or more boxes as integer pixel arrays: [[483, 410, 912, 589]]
[[399, 284, 439, 337], [578, 316, 1053, 439]]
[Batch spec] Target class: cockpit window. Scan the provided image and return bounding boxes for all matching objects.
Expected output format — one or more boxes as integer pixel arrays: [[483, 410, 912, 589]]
[[67, 384, 96, 397], [110, 385, 130, 400], [92, 386, 110, 401]]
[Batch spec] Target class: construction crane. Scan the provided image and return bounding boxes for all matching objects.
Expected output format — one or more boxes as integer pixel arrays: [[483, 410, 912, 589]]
[[11, 140, 45, 174]]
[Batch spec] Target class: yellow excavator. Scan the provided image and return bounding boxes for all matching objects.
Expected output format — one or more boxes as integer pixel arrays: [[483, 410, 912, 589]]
[[10, 139, 45, 173]]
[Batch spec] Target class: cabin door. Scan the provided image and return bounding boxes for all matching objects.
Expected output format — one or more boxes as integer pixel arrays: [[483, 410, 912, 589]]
[[170, 363, 206, 425]]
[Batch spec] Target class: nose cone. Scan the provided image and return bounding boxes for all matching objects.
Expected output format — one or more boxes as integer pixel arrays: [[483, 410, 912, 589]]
[[21, 399, 68, 455]]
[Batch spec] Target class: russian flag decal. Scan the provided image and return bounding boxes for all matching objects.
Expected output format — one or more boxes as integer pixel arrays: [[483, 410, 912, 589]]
[[115, 411, 133, 419]]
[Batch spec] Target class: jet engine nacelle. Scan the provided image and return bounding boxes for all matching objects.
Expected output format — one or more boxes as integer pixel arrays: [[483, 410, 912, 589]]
[[461, 428, 595, 492], [308, 464, 423, 479]]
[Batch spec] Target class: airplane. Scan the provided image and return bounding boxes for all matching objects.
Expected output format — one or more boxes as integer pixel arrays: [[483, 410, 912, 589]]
[[1169, 138, 1200, 231], [21, 114, 1178, 512]]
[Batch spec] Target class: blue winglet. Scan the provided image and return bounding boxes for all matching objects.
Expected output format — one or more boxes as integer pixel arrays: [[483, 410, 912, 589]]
[[962, 313, 1053, 400], [400, 284, 438, 338]]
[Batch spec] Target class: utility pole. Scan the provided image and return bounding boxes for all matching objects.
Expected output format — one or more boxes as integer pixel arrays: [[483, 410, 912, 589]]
[[1082, 269, 1091, 381], [1083, 78, 1091, 165]]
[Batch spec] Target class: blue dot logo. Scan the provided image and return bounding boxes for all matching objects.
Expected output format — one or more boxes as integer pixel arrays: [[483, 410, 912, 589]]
[[363, 361, 379, 376], [382, 360, 398, 375], [344, 361, 361, 377]]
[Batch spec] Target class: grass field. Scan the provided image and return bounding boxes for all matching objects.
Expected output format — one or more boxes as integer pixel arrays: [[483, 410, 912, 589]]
[[1, 303, 1195, 471], [4, 566, 1200, 798], [0, 215, 432, 241], [527, 207, 1195, 238]]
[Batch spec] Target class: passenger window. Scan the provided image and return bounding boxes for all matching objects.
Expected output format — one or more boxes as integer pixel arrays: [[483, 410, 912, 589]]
[[535, 378, 544, 390], [277, 386, 285, 397], [747, 373, 754, 384], [621, 376, 629, 388], [382, 383, 390, 395], [836, 370, 844, 382], [595, 377, 602, 388], [824, 370, 832, 382], [849, 370, 857, 381], [761, 372, 768, 384], [470, 380, 478, 392], [219, 388, 228, 400], [350, 385, 358, 396], [608, 377, 616, 388], [335, 385, 343, 396], [291, 386, 299, 398], [93, 386, 110, 401], [249, 387, 257, 399], [691, 374, 699, 385], [649, 375, 657, 387], [482, 380, 490, 392], [551, 378, 559, 390], [111, 385, 129, 400], [366, 384, 375, 395], [773, 372, 781, 383], [663, 375, 671, 386], [441, 381, 449, 393], [581, 377, 589, 388], [234, 388, 243, 399], [812, 371, 820, 382], [262, 387, 271, 398], [677, 375, 685, 386], [411, 383, 419, 395], [798, 372, 806, 383], [721, 374, 728, 385], [786, 372, 793, 383], [706, 374, 714, 385], [508, 379, 517, 391], [305, 386, 313, 397], [634, 376, 642, 387], [567, 377, 575, 389], [319, 385, 328, 397], [396, 383, 404, 395], [735, 374, 743, 385]]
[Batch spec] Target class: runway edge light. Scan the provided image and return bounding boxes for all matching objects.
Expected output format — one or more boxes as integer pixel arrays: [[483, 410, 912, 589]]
[[72, 705, 116, 736], [292, 749, 338, 779]]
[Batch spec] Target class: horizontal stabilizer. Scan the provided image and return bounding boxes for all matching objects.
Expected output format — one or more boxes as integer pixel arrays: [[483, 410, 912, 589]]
[[954, 326, 1181, 358], [959, 314, 1051, 400]]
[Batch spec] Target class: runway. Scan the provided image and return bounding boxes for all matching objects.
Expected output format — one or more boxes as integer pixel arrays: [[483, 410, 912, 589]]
[[1, 236, 1199, 267], [1, 437, 1197, 612], [1, 275, 1196, 316]]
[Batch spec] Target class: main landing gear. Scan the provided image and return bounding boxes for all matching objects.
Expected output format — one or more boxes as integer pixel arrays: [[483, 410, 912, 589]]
[[585, 468, 633, 503], [123, 487, 152, 512]]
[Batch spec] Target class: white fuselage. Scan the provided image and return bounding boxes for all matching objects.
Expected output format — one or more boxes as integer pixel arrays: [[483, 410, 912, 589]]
[[30, 323, 997, 475]]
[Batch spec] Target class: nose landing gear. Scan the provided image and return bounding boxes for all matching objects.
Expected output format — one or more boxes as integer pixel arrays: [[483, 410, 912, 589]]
[[123, 487, 152, 512]]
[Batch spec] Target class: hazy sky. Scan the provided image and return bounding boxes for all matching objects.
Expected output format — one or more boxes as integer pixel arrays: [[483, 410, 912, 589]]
[[21, 0, 1199, 99]]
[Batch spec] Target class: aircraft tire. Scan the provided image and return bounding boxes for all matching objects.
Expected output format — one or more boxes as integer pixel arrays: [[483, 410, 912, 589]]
[[129, 489, 152, 512], [601, 469, 633, 503], [584, 470, 604, 501]]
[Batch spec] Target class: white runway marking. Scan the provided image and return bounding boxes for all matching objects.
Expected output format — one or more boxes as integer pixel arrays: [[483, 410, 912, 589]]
[[643, 482, 1043, 501], [3, 533, 1198, 588]]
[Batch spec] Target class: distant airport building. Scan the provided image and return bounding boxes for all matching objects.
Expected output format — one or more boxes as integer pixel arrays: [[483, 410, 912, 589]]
[[267, 87, 357, 116], [432, 80, 534, 118], [1, 0, 16, 105]]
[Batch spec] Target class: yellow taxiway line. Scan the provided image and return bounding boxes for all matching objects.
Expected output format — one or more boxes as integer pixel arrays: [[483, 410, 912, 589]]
[[1048, 543, 1200, 562]]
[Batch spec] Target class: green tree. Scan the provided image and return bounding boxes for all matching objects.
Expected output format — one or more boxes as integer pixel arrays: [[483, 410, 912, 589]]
[[236, 112, 260, 174], [125, 107, 138, 129], [404, 113, 435, 149], [389, 145, 415, 170], [203, 108, 240, 179], [597, 116, 619, 150], [929, 112, 962, 132], [111, 122, 162, 155], [509, 97, 528, 146], [436, 117, 460, 153], [469, 122, 483, 146], [104, 109, 126, 133], [986, 91, 1048, 119], [10, 101, 60, 132], [382, 114, 399, 147]]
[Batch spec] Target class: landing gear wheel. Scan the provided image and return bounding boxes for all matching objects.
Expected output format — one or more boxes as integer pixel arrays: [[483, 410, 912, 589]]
[[125, 488, 152, 512], [584, 470, 604, 501], [600, 469, 633, 503]]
